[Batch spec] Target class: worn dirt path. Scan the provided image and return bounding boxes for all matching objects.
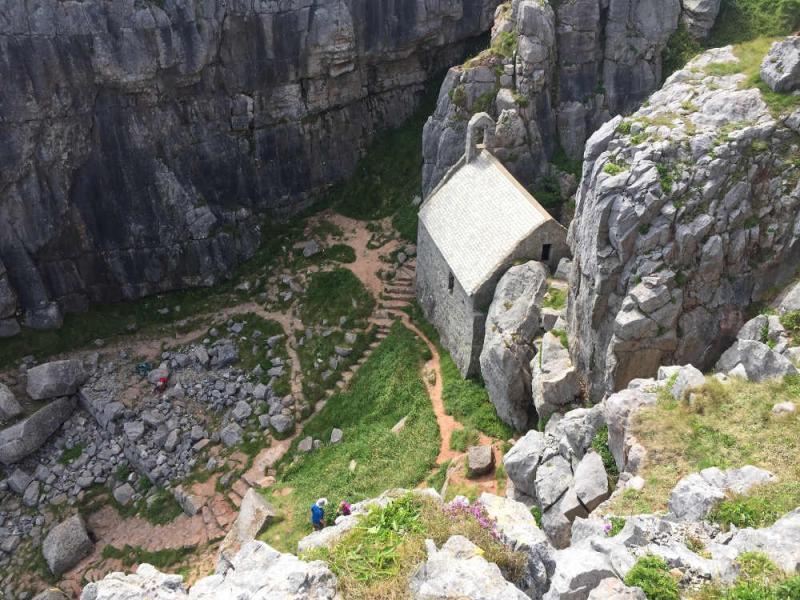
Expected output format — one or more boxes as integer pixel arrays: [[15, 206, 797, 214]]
[[57, 213, 502, 594]]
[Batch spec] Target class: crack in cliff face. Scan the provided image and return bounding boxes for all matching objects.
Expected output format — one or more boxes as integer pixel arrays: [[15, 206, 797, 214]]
[[0, 0, 500, 333]]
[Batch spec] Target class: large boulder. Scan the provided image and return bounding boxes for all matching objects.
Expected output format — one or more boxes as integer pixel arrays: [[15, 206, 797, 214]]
[[82, 541, 339, 600], [531, 332, 581, 424], [409, 535, 529, 600], [467, 445, 494, 476], [0, 383, 23, 419], [668, 466, 777, 521], [715, 339, 798, 382], [26, 359, 86, 400], [680, 0, 722, 39], [602, 388, 657, 474], [478, 493, 556, 598], [761, 36, 800, 93], [43, 515, 94, 576], [0, 396, 77, 464], [503, 430, 550, 499], [217, 489, 276, 569], [479, 261, 549, 431], [573, 452, 610, 512], [543, 543, 624, 600]]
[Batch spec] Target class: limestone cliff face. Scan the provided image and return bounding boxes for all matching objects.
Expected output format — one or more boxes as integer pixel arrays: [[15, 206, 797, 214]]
[[567, 45, 800, 399], [421, 0, 689, 196], [0, 0, 497, 334]]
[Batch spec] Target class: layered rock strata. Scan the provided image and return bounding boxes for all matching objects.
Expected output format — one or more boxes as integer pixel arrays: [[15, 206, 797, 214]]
[[0, 0, 497, 334]]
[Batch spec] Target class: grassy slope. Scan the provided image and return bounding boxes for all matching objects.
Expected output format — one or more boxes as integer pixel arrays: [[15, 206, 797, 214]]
[[606, 377, 800, 522], [404, 301, 513, 439], [260, 323, 440, 553], [663, 0, 800, 80]]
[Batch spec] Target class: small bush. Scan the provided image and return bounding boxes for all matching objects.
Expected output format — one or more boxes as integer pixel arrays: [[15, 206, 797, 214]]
[[608, 516, 626, 536], [780, 310, 800, 333], [624, 555, 680, 600], [530, 505, 543, 528], [492, 31, 518, 58], [426, 461, 451, 492]]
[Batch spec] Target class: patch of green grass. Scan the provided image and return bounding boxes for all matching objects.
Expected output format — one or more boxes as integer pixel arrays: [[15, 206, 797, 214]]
[[449, 427, 480, 452], [426, 460, 451, 493], [492, 30, 518, 58], [696, 552, 800, 600], [404, 301, 513, 439], [542, 286, 567, 310], [709, 482, 800, 530], [101, 544, 196, 569], [300, 269, 375, 327], [532, 175, 564, 210], [603, 161, 627, 176], [605, 376, 800, 516], [708, 0, 800, 48], [58, 443, 85, 465], [657, 164, 676, 194], [261, 323, 440, 553], [321, 244, 356, 264], [306, 494, 525, 599], [624, 555, 680, 600], [608, 516, 626, 536], [139, 489, 184, 526], [591, 425, 619, 478], [312, 220, 345, 240], [530, 505, 543, 528], [551, 328, 569, 350]]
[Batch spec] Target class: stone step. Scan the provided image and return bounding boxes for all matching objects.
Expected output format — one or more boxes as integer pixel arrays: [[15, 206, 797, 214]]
[[384, 288, 415, 297]]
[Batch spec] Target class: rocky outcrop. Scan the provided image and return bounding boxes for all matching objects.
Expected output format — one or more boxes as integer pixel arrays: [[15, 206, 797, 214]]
[[0, 384, 22, 420], [568, 43, 800, 398], [680, 0, 722, 40], [26, 360, 87, 401], [503, 406, 608, 548], [761, 36, 800, 93], [0, 0, 498, 333], [216, 489, 276, 569], [422, 0, 690, 197], [0, 396, 77, 465], [668, 465, 776, 521], [42, 515, 93, 576], [532, 331, 581, 423], [479, 260, 548, 431], [409, 535, 529, 600], [81, 541, 339, 600]]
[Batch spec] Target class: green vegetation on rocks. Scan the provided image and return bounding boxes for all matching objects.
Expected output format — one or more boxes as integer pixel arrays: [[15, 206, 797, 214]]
[[607, 376, 800, 517], [261, 323, 440, 552], [696, 552, 800, 600], [300, 269, 375, 326], [624, 555, 680, 600], [306, 494, 525, 600]]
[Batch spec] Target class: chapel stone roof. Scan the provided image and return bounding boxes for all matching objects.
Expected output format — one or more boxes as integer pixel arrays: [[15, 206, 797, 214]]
[[419, 148, 554, 296]]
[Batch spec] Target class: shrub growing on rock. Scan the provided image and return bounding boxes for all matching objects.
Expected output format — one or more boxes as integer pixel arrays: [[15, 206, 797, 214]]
[[624, 555, 680, 600]]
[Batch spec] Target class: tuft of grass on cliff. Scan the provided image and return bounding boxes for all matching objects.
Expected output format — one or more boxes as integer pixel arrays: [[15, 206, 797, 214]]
[[604, 376, 800, 521], [259, 323, 440, 553]]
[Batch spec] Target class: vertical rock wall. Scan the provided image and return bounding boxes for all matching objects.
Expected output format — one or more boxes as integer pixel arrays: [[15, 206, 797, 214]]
[[421, 0, 688, 197], [0, 0, 498, 333]]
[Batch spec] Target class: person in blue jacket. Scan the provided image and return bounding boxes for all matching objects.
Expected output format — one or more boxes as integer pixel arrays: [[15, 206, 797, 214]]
[[311, 497, 328, 530]]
